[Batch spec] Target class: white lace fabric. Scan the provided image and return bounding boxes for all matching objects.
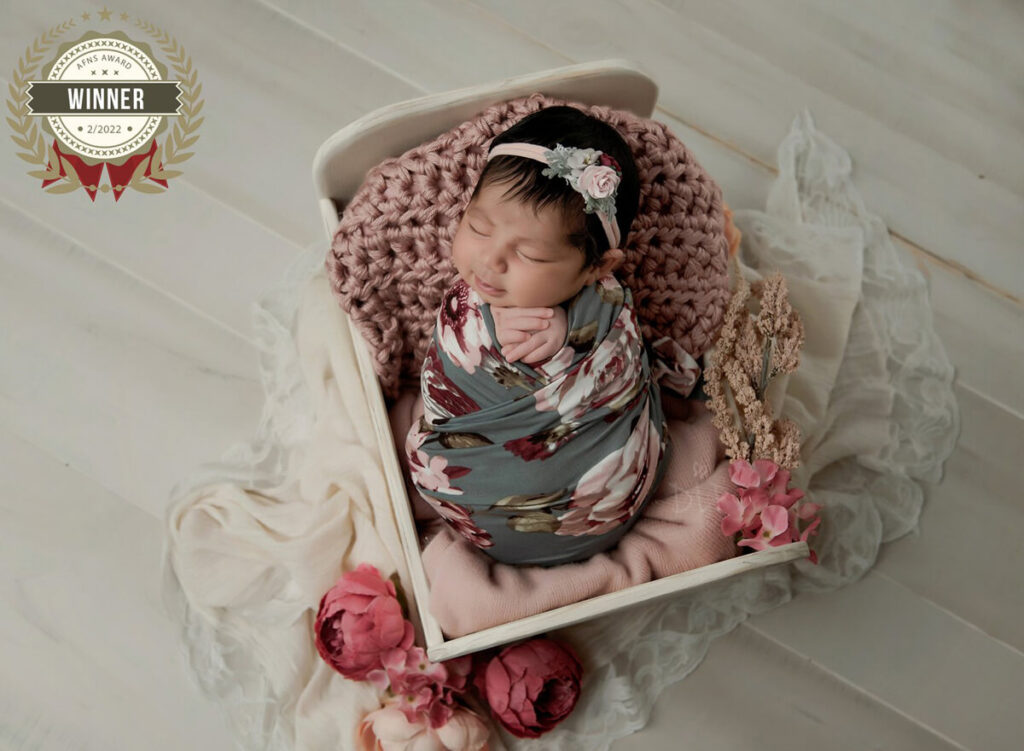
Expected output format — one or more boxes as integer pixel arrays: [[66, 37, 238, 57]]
[[160, 110, 959, 750]]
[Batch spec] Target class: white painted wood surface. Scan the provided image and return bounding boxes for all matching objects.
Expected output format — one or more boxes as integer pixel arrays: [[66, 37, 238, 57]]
[[2, 1, 1021, 749]]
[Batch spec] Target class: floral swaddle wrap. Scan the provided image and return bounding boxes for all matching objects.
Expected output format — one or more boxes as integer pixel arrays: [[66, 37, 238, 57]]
[[405, 275, 673, 566]]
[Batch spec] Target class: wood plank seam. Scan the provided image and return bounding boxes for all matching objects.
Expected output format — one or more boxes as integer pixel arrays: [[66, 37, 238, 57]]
[[252, 0, 426, 91], [0, 196, 275, 347], [870, 570, 1024, 660], [739, 620, 973, 751], [649, 101, 1024, 308], [954, 380, 1024, 423]]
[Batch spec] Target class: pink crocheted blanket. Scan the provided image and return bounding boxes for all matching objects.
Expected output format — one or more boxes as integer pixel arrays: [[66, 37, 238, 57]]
[[326, 93, 730, 402]]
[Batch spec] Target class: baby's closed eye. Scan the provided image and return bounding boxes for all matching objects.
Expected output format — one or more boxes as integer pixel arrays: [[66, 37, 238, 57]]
[[517, 249, 549, 263]]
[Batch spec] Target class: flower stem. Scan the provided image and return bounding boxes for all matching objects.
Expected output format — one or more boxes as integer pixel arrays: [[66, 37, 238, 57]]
[[724, 382, 748, 452], [756, 336, 774, 401]]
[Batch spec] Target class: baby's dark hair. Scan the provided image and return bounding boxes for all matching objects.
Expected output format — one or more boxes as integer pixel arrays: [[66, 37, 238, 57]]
[[471, 106, 640, 269]]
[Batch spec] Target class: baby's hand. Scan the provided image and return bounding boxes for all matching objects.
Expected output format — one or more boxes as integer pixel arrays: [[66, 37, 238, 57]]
[[492, 305, 568, 364]]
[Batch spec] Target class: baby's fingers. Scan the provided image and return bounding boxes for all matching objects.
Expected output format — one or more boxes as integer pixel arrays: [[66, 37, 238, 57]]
[[493, 307, 554, 330], [520, 335, 562, 364], [496, 328, 529, 346], [502, 333, 542, 363]]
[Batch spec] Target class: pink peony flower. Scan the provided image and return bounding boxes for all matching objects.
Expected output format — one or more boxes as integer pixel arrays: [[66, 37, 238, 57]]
[[578, 164, 620, 199], [356, 704, 490, 751], [476, 639, 583, 739], [314, 564, 414, 681]]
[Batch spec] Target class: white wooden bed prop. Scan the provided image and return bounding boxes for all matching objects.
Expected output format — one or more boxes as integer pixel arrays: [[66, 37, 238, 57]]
[[311, 59, 808, 662]]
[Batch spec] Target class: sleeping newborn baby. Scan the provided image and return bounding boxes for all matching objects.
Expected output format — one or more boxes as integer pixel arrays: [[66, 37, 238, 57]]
[[405, 106, 677, 566]]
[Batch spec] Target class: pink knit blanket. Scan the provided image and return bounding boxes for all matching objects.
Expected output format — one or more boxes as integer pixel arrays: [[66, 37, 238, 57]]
[[389, 390, 736, 637]]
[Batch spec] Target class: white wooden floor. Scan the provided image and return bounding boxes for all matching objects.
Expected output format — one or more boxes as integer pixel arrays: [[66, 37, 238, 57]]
[[2, 1, 1022, 749]]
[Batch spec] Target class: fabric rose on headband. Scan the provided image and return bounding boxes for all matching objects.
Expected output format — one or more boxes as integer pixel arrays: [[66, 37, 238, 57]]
[[578, 164, 618, 199]]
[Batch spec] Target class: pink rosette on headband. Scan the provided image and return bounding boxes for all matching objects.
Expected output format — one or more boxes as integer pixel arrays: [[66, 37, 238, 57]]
[[578, 163, 619, 199]]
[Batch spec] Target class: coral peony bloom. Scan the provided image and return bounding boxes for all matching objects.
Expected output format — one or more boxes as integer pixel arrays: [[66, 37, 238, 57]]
[[314, 563, 414, 680], [478, 639, 583, 738], [356, 705, 490, 751]]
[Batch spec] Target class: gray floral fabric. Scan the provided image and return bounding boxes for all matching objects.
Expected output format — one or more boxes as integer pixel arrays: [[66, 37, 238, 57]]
[[405, 275, 669, 566]]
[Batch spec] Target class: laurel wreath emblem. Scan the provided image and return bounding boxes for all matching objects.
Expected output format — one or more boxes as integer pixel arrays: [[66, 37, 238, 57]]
[[6, 16, 204, 196]]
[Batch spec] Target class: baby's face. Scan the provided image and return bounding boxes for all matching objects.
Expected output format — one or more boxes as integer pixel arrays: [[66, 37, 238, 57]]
[[451, 181, 606, 309]]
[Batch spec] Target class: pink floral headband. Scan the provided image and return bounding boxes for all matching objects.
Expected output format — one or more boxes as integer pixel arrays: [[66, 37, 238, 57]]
[[487, 142, 622, 248]]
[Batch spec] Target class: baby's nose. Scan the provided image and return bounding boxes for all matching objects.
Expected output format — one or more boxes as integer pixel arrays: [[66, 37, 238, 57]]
[[482, 242, 509, 271]]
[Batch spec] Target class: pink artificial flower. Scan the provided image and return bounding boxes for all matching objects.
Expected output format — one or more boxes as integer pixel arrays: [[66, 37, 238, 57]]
[[724, 460, 823, 564], [476, 639, 583, 739], [792, 501, 822, 563], [796, 501, 822, 522], [441, 653, 473, 695], [381, 646, 450, 725], [797, 505, 822, 544], [578, 164, 619, 199], [717, 492, 758, 537], [737, 504, 792, 551], [367, 649, 476, 730], [728, 458, 779, 489], [314, 564, 414, 681], [765, 466, 805, 508], [356, 705, 490, 751], [787, 501, 821, 535], [801, 516, 822, 543]]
